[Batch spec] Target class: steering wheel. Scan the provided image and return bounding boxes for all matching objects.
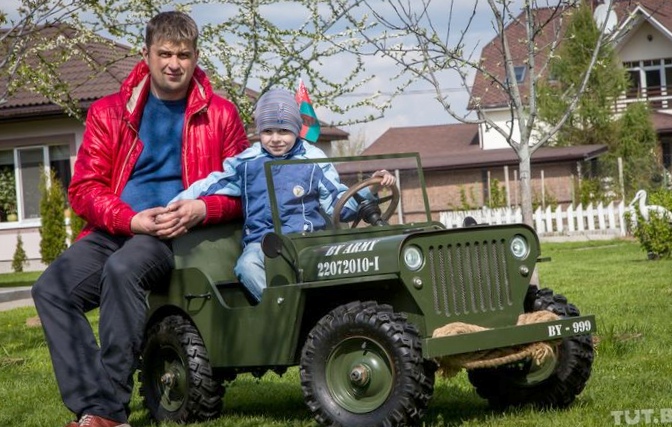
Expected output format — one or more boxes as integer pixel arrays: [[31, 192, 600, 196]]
[[332, 176, 401, 229]]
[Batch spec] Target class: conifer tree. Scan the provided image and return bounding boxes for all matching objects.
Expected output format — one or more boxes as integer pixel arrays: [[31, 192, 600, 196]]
[[12, 233, 27, 273], [68, 210, 86, 244], [39, 168, 67, 264], [538, 1, 628, 148], [537, 1, 659, 200]]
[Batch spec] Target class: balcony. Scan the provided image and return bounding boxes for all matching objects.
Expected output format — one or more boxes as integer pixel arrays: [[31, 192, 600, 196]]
[[615, 85, 672, 112]]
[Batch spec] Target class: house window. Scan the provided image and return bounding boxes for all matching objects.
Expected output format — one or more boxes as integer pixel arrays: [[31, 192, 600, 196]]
[[0, 144, 71, 223], [623, 58, 672, 106], [514, 66, 526, 83], [504, 66, 526, 86]]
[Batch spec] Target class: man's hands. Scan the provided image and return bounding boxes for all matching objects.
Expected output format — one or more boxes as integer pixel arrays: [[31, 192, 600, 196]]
[[130, 199, 207, 239]]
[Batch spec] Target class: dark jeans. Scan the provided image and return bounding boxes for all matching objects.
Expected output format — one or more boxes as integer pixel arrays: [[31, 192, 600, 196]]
[[32, 230, 174, 423]]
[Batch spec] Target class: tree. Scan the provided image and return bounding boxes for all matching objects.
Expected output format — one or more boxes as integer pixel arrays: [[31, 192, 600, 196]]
[[611, 102, 660, 197], [331, 129, 367, 156], [39, 167, 67, 264], [1, 0, 390, 127], [68, 209, 86, 244], [339, 0, 617, 225], [0, 1, 108, 118], [537, 1, 628, 149], [535, 2, 665, 203], [12, 233, 28, 273]]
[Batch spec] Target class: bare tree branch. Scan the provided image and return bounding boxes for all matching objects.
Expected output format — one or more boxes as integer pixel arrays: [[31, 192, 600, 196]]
[[343, 0, 619, 224]]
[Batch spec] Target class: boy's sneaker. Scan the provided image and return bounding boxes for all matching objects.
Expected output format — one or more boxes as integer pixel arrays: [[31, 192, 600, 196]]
[[76, 415, 131, 427]]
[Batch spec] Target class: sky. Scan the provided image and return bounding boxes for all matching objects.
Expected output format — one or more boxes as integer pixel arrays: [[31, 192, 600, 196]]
[[2, 0, 531, 146]]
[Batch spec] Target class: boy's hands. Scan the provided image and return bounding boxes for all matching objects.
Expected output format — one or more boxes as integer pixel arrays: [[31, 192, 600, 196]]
[[372, 169, 396, 187]]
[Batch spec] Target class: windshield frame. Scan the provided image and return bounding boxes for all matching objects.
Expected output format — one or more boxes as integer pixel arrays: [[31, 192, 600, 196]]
[[262, 152, 432, 236]]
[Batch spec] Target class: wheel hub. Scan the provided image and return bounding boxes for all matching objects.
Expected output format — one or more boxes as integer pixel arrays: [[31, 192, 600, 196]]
[[349, 364, 371, 387], [160, 371, 177, 389], [326, 336, 394, 413], [156, 360, 188, 412], [524, 347, 559, 384]]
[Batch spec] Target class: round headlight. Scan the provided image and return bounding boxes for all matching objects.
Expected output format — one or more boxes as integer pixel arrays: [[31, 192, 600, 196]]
[[403, 246, 424, 271], [510, 235, 529, 260]]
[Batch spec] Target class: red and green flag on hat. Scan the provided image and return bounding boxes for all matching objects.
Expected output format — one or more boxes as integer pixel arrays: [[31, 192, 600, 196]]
[[295, 79, 320, 143]]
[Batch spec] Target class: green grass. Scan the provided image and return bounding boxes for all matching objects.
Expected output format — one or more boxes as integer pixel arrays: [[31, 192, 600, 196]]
[[0, 271, 41, 288], [1, 238, 670, 426]]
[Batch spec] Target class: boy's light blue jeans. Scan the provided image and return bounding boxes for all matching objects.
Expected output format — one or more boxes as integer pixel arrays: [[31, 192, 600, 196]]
[[234, 242, 266, 302]]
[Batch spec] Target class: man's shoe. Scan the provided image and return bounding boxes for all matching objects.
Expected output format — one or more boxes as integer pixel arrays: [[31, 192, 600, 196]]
[[77, 415, 131, 427]]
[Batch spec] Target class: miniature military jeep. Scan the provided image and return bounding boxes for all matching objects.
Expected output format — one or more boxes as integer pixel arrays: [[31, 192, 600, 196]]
[[139, 153, 595, 426]]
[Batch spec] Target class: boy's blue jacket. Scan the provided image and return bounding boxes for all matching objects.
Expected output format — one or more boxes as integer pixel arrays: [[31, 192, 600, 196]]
[[172, 139, 365, 246]]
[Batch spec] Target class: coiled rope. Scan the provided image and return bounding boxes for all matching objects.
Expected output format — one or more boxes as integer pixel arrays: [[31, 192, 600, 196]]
[[432, 311, 561, 378]]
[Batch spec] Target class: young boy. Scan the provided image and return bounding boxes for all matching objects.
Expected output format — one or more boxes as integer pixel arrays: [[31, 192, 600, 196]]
[[170, 88, 395, 302]]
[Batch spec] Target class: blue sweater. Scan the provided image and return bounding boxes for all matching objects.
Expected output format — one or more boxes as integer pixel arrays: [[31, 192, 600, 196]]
[[121, 93, 185, 211]]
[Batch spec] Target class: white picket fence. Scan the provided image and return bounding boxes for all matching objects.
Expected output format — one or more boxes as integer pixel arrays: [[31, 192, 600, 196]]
[[439, 201, 629, 239]]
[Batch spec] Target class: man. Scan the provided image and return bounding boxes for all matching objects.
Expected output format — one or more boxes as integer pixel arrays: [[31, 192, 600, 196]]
[[31, 11, 248, 427]]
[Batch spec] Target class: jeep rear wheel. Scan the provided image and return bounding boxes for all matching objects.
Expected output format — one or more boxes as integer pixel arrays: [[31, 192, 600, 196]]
[[140, 314, 223, 422], [467, 287, 594, 409], [300, 301, 435, 427]]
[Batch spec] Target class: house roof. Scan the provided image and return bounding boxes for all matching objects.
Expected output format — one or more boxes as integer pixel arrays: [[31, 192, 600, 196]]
[[470, 0, 672, 110], [614, 1, 672, 43], [354, 123, 607, 173], [0, 25, 138, 119], [0, 25, 348, 141], [469, 6, 569, 110], [651, 111, 672, 133]]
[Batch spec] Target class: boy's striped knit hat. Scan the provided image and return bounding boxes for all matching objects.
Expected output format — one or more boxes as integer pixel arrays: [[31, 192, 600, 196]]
[[254, 89, 302, 136]]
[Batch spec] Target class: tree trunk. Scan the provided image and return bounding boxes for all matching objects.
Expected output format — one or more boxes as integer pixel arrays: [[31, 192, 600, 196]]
[[518, 144, 534, 227]]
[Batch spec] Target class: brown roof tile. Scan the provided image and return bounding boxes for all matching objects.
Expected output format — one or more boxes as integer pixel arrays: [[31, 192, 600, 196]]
[[363, 123, 479, 156], [651, 111, 672, 132], [470, 1, 672, 110], [356, 123, 607, 173], [470, 7, 569, 110], [0, 24, 137, 118]]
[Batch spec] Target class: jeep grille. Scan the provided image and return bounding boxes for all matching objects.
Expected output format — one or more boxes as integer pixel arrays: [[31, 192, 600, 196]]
[[426, 240, 512, 317]]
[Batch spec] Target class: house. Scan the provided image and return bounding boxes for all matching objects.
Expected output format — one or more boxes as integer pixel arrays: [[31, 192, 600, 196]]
[[364, 0, 672, 222], [360, 124, 606, 223], [0, 25, 348, 272]]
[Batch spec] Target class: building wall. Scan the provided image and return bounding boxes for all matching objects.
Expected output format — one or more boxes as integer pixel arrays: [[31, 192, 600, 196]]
[[479, 110, 547, 150], [0, 117, 83, 273], [0, 227, 47, 273], [618, 21, 672, 62], [390, 162, 578, 224]]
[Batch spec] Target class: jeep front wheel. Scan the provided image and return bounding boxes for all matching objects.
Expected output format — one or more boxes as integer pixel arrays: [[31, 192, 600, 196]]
[[139, 314, 223, 422], [467, 287, 594, 409], [300, 301, 435, 427]]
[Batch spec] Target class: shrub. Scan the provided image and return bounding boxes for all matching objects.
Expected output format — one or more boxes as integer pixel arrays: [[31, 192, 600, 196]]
[[39, 168, 67, 264], [68, 210, 86, 243], [488, 178, 507, 208], [532, 187, 558, 211], [630, 189, 672, 259], [459, 186, 476, 210], [11, 234, 28, 273]]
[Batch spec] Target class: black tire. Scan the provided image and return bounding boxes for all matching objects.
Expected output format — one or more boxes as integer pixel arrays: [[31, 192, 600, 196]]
[[467, 287, 594, 409], [300, 301, 435, 427], [139, 314, 223, 423]]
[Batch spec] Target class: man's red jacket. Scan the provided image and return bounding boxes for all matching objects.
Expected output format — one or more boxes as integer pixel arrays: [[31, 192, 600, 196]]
[[69, 60, 249, 238]]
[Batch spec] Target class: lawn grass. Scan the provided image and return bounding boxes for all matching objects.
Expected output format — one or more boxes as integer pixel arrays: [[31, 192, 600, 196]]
[[0, 238, 670, 426], [0, 271, 41, 288]]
